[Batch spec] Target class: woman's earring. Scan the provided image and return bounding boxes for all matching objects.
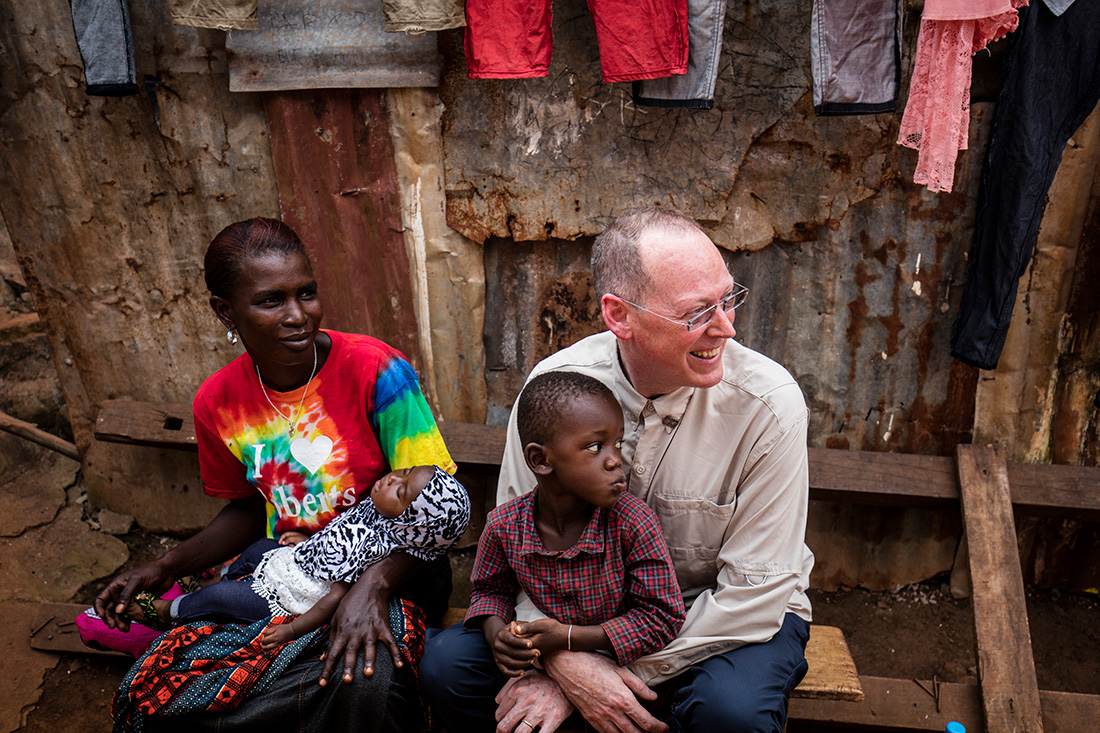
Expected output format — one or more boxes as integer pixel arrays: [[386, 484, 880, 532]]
[[226, 328, 239, 345]]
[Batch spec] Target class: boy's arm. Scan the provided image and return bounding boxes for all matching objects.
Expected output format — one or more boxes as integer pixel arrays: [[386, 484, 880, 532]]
[[464, 518, 521, 626], [597, 499, 686, 666], [515, 617, 612, 656]]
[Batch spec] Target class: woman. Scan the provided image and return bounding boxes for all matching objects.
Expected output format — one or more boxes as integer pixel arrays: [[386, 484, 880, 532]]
[[95, 217, 456, 731]]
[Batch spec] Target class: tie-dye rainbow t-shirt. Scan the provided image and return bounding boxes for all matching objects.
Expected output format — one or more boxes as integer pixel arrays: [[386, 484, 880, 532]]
[[193, 331, 456, 537]]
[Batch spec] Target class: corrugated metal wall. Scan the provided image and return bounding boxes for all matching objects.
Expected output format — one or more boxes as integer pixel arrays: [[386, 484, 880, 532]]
[[1, 0, 1097, 588]]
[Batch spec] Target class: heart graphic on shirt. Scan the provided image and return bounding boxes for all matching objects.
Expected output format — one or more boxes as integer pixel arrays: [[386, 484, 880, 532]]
[[290, 435, 333, 474]]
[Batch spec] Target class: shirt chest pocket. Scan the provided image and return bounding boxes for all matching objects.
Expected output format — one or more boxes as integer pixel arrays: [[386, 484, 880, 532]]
[[652, 494, 735, 594]]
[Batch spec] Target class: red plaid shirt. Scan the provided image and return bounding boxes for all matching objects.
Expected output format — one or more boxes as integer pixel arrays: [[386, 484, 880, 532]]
[[466, 491, 685, 665]]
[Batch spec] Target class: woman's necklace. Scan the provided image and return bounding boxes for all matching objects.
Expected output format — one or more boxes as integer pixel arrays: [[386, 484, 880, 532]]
[[255, 343, 319, 438]]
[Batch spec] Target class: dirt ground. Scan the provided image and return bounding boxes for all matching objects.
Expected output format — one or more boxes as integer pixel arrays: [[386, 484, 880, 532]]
[[23, 540, 1100, 732]]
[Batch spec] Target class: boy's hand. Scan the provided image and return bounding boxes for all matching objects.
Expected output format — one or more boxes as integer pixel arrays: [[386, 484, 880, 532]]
[[514, 618, 568, 655], [491, 620, 542, 676]]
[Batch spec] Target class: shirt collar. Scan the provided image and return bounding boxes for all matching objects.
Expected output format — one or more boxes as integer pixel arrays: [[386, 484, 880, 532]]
[[518, 491, 608, 558], [611, 344, 693, 431]]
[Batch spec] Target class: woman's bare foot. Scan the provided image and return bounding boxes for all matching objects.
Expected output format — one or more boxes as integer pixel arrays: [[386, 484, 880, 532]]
[[261, 621, 297, 650]]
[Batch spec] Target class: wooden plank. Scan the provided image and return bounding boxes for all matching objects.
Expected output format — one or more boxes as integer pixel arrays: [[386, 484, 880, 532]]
[[1008, 461, 1100, 521], [95, 400, 195, 450], [789, 676, 982, 730], [438, 422, 507, 466], [792, 625, 863, 702], [94, 402, 1100, 519], [956, 444, 1044, 733], [808, 447, 959, 507], [790, 677, 1100, 732], [29, 602, 128, 658]]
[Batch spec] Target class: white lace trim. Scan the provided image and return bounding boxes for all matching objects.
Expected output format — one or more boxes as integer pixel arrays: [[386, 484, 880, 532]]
[[251, 546, 333, 616]]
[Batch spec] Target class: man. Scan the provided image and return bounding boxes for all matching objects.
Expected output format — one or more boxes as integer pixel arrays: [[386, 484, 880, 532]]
[[421, 206, 814, 732]]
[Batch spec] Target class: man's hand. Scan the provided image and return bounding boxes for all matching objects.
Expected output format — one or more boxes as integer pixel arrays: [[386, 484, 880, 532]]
[[544, 652, 668, 733], [495, 670, 574, 733], [318, 578, 401, 686]]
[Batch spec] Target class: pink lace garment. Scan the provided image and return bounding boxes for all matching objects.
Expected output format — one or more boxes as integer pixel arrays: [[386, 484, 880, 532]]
[[897, 0, 1027, 192]]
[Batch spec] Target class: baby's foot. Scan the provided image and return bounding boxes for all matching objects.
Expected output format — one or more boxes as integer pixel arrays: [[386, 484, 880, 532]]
[[261, 622, 296, 650]]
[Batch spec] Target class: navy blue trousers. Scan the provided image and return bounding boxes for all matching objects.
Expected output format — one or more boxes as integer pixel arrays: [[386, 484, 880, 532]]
[[950, 0, 1100, 369], [420, 613, 809, 733], [171, 538, 279, 624]]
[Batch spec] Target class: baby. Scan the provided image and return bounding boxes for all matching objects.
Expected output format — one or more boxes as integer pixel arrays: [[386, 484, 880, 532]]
[[128, 465, 470, 649]]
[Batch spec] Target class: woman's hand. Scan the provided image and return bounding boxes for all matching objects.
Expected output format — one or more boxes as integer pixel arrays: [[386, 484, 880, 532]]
[[317, 553, 422, 686], [93, 496, 266, 632], [93, 560, 174, 631]]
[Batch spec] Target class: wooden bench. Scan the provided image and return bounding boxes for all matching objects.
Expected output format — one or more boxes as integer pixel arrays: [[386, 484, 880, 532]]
[[90, 399, 1100, 730]]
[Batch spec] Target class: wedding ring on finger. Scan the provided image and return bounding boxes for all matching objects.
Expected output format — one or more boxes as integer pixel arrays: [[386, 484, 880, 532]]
[[521, 720, 536, 730]]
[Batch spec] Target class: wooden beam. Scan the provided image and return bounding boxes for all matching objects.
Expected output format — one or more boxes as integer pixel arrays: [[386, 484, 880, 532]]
[[93, 402, 1100, 520], [808, 447, 958, 507], [790, 677, 1100, 732], [956, 444, 1044, 733], [0, 408, 80, 461], [94, 400, 195, 450]]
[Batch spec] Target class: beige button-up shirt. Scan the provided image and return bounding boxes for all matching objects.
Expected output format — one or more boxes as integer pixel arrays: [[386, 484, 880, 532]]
[[498, 332, 814, 685]]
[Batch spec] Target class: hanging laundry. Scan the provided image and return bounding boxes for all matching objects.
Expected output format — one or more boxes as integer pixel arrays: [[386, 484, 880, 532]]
[[950, 0, 1100, 370], [897, 0, 1026, 193], [383, 0, 465, 33], [68, 0, 138, 96], [633, 0, 725, 109], [463, 0, 687, 83], [169, 0, 257, 31], [810, 0, 903, 116]]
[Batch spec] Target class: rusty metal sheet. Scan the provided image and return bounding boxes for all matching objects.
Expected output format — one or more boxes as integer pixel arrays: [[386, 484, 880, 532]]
[[227, 0, 442, 92], [264, 89, 425, 378], [482, 237, 602, 424]]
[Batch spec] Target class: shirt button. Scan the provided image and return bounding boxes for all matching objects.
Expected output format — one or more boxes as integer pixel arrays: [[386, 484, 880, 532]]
[[635, 465, 646, 475], [660, 664, 671, 672], [644, 401, 655, 414]]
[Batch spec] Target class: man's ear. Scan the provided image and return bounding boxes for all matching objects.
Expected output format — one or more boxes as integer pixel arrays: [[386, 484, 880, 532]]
[[523, 442, 554, 476], [601, 293, 633, 340], [210, 295, 234, 331]]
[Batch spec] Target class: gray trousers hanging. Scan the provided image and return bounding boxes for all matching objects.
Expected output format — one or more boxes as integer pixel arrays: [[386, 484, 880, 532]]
[[69, 0, 138, 96]]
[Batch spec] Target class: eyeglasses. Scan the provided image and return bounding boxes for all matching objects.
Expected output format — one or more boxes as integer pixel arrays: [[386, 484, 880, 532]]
[[617, 283, 749, 332]]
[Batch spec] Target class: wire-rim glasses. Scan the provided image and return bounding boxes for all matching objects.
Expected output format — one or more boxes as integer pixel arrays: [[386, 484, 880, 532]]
[[617, 283, 749, 332]]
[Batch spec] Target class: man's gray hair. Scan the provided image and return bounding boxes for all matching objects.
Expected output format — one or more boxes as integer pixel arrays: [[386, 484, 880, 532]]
[[591, 206, 705, 303]]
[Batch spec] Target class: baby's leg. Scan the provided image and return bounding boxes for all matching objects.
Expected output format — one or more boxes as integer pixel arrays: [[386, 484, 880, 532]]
[[261, 582, 350, 651], [172, 577, 274, 625]]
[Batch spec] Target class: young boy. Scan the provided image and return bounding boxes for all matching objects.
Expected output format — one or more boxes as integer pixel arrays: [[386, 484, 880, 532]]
[[466, 370, 685, 676]]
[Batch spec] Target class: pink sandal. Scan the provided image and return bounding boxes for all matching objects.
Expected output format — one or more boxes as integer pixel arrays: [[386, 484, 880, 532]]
[[74, 582, 184, 657]]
